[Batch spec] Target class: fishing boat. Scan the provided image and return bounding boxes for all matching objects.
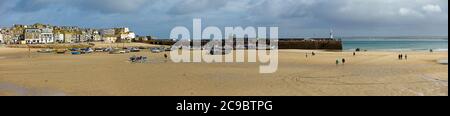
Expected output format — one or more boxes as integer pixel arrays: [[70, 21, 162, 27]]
[[71, 51, 81, 55], [150, 48, 162, 53], [56, 49, 67, 54], [37, 49, 54, 53], [109, 48, 126, 54]]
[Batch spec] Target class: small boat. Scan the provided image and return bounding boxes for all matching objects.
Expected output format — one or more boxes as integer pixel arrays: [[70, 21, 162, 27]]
[[165, 47, 172, 52], [209, 46, 232, 55], [94, 48, 106, 52], [129, 47, 141, 52], [81, 48, 94, 54], [56, 49, 67, 54], [109, 48, 126, 54], [438, 59, 448, 65], [69, 48, 80, 51], [38, 49, 54, 53], [138, 46, 146, 49], [71, 51, 81, 55], [150, 48, 162, 53]]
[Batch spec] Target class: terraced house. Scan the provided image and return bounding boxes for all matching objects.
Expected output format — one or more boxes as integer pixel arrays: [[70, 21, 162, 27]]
[[3, 23, 138, 44], [24, 28, 41, 44], [24, 28, 54, 44], [0, 30, 3, 44], [40, 28, 54, 43]]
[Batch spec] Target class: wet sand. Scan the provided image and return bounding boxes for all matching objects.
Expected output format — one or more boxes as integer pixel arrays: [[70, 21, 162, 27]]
[[0, 48, 448, 96]]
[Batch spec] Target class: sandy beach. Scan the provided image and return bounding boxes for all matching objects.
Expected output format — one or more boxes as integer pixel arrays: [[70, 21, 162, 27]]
[[0, 47, 448, 96]]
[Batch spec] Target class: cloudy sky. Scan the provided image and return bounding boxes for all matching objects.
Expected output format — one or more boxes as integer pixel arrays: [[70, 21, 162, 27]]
[[0, 0, 448, 38]]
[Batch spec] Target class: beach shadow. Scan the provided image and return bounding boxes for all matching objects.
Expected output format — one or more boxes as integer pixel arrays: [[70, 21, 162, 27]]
[[0, 83, 66, 96]]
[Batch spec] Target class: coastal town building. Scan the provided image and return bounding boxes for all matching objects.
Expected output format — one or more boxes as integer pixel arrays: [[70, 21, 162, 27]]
[[103, 36, 118, 43], [100, 29, 115, 36], [92, 30, 102, 41], [40, 28, 54, 43], [0, 28, 9, 44], [54, 32, 64, 43], [0, 31, 3, 44], [24, 28, 54, 44], [0, 28, 19, 44], [24, 28, 41, 44], [2, 23, 138, 44], [63, 33, 81, 43], [11, 26, 25, 44], [114, 27, 136, 42]]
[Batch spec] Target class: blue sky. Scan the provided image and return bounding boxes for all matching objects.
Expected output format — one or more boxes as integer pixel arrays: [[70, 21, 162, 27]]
[[0, 0, 448, 38]]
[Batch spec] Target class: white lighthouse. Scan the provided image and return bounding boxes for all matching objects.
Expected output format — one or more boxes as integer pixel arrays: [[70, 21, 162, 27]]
[[330, 29, 334, 39]]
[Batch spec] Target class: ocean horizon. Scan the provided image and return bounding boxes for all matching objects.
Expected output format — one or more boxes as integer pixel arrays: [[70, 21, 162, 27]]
[[341, 36, 448, 52]]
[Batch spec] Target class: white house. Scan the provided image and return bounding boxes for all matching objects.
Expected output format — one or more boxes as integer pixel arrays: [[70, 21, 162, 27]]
[[40, 28, 54, 44], [92, 30, 102, 41], [0, 32, 4, 44], [24, 28, 41, 44], [128, 32, 136, 39], [0, 28, 4, 44], [102, 36, 117, 43], [54, 33, 64, 43], [99, 29, 115, 36]]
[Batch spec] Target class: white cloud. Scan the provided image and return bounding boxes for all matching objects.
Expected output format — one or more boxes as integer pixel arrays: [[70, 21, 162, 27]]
[[422, 4, 442, 13], [399, 8, 423, 17]]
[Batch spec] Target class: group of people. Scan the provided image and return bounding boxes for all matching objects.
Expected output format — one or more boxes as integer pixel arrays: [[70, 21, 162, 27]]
[[130, 55, 148, 63], [130, 54, 169, 63], [398, 54, 408, 60], [336, 58, 346, 65], [306, 52, 316, 58]]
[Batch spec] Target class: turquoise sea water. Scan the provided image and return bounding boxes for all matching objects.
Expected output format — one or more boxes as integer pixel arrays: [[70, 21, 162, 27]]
[[341, 37, 448, 52]]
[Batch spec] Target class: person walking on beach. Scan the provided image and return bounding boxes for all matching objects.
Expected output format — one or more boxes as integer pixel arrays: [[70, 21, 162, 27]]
[[405, 54, 408, 60], [336, 59, 340, 65], [164, 54, 168, 62], [306, 53, 308, 58], [342, 58, 346, 64], [353, 52, 356, 56], [28, 46, 31, 58]]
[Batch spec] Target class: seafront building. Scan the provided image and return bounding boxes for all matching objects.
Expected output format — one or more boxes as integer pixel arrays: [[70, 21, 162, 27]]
[[40, 28, 54, 44], [0, 30, 3, 44], [0, 23, 137, 45], [24, 28, 41, 44], [0, 28, 4, 44]]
